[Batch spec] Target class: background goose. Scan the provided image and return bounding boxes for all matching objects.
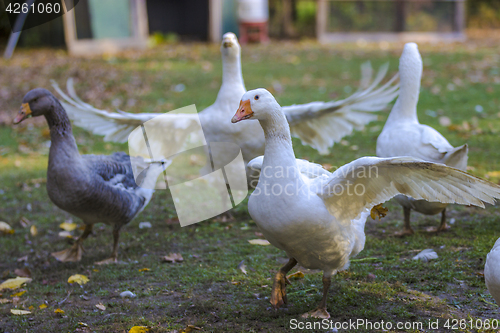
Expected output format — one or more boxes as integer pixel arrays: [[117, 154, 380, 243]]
[[376, 43, 468, 236], [485, 238, 500, 306], [233, 88, 500, 319], [13, 88, 162, 264], [52, 33, 399, 184]]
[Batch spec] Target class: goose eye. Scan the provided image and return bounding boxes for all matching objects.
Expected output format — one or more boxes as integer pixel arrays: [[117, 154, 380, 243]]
[[254, 95, 259, 100]]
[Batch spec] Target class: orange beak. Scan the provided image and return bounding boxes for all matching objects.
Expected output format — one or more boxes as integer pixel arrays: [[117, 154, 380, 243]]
[[13, 103, 32, 124], [232, 99, 253, 123]]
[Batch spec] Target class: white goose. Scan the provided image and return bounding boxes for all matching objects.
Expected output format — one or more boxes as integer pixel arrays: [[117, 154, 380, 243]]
[[233, 88, 500, 319], [376, 43, 468, 235], [52, 33, 399, 184], [485, 238, 500, 306]]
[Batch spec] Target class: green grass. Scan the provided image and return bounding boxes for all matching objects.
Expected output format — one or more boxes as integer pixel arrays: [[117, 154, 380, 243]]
[[1, 39, 500, 332]]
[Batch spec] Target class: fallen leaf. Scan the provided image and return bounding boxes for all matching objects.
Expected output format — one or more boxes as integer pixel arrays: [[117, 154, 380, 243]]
[[412, 249, 438, 262], [58, 231, 74, 239], [11, 309, 31, 315], [30, 225, 38, 237], [19, 217, 31, 228], [0, 277, 32, 290], [248, 239, 270, 246], [68, 274, 89, 285], [11, 290, 26, 297], [254, 232, 264, 238], [54, 308, 64, 314], [182, 325, 201, 333], [120, 291, 137, 298], [231, 281, 241, 285], [129, 326, 150, 333], [370, 204, 388, 220], [138, 222, 152, 229], [39, 304, 47, 309], [287, 271, 305, 279], [28, 305, 34, 310], [14, 268, 31, 278], [78, 322, 88, 327], [138, 268, 150, 272], [0, 298, 11, 304], [161, 253, 184, 263], [95, 303, 106, 311], [17, 256, 28, 262], [0, 221, 14, 235], [237, 260, 247, 275], [59, 221, 77, 231]]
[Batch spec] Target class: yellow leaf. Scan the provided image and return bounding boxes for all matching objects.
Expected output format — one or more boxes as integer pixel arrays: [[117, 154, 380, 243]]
[[11, 309, 31, 315], [11, 290, 26, 297], [0, 277, 32, 290], [287, 271, 305, 279], [128, 326, 150, 333], [39, 304, 47, 309], [28, 305, 34, 310], [59, 222, 77, 231], [231, 281, 241, 285], [30, 225, 38, 236], [0, 221, 14, 235], [370, 204, 388, 220], [54, 308, 64, 314], [248, 239, 270, 246], [95, 303, 106, 311], [78, 322, 88, 327], [67, 274, 89, 285], [138, 268, 150, 272], [183, 324, 202, 332]]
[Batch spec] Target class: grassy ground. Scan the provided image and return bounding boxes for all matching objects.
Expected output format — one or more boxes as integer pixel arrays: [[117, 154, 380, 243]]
[[1, 33, 500, 332]]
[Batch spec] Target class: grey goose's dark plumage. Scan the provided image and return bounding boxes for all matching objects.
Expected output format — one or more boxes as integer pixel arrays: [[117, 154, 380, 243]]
[[14, 88, 162, 263]]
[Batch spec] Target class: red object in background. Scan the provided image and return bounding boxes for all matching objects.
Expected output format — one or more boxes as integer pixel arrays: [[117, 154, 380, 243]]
[[239, 22, 269, 44]]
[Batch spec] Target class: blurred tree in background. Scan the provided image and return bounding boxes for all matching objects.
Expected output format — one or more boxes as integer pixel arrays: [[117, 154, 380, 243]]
[[468, 0, 500, 28]]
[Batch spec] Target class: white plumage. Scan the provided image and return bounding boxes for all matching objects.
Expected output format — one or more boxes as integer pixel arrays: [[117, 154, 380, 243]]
[[236, 88, 500, 319], [52, 33, 399, 184], [485, 238, 500, 306], [376, 42, 468, 235]]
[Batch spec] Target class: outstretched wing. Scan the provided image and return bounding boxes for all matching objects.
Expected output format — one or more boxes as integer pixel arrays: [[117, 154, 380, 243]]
[[52, 79, 164, 143], [316, 156, 500, 223], [282, 62, 399, 154]]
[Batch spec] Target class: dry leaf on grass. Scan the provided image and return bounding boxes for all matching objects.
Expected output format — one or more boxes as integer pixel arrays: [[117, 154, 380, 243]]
[[19, 217, 31, 228], [68, 274, 89, 285], [30, 225, 38, 236], [370, 204, 388, 220], [237, 260, 247, 275], [138, 268, 150, 272], [17, 256, 28, 262], [0, 221, 14, 235], [287, 271, 305, 280], [231, 281, 241, 285], [161, 253, 183, 263], [54, 308, 65, 314], [182, 325, 201, 333], [248, 239, 270, 246], [95, 303, 106, 311], [412, 249, 438, 262], [0, 277, 32, 290], [11, 290, 26, 297], [14, 268, 31, 278], [129, 326, 151, 333], [11, 309, 31, 315], [59, 221, 77, 231], [58, 231, 74, 239], [39, 304, 47, 309], [0, 298, 11, 304]]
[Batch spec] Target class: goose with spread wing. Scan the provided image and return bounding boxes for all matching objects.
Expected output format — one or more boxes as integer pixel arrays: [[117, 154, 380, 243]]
[[52, 33, 399, 184], [13, 89, 163, 264], [232, 88, 500, 319], [376, 43, 468, 235]]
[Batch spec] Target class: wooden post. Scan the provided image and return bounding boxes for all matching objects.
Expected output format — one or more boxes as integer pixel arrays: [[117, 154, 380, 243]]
[[454, 0, 465, 33], [282, 0, 295, 37], [209, 0, 223, 43], [316, 0, 327, 41], [395, 0, 405, 32]]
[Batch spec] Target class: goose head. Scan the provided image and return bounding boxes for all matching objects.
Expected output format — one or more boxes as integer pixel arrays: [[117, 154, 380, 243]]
[[232, 88, 281, 123], [221, 32, 240, 60], [14, 88, 55, 124], [399, 43, 422, 94]]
